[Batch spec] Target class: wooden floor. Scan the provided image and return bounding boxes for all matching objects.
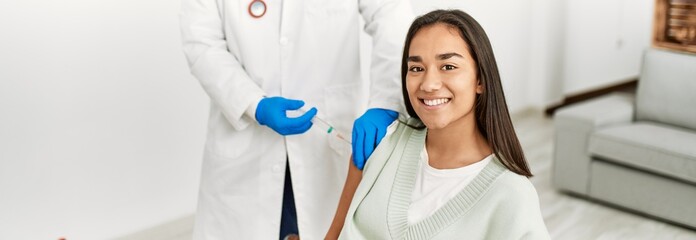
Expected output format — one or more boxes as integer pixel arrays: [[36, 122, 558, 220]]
[[120, 110, 696, 240]]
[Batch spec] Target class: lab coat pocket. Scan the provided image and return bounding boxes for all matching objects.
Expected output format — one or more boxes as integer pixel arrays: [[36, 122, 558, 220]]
[[207, 109, 255, 158], [324, 82, 364, 158], [200, 150, 257, 196]]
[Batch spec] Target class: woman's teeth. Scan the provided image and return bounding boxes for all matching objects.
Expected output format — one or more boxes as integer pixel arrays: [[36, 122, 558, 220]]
[[423, 98, 450, 106]]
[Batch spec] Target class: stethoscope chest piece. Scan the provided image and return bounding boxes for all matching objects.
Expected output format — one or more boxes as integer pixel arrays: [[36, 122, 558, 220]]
[[248, 0, 267, 18]]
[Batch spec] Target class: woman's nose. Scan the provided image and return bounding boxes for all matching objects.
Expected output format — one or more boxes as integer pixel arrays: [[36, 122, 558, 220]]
[[420, 69, 442, 92]]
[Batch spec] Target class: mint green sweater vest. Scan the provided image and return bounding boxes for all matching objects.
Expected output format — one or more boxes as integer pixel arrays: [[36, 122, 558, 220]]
[[339, 120, 550, 239]]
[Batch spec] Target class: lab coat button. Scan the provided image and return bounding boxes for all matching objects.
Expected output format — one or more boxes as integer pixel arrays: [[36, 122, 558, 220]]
[[279, 37, 288, 46]]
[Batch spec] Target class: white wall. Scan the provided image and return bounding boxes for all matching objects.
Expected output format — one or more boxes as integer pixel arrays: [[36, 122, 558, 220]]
[[0, 0, 207, 239], [529, 0, 566, 107], [561, 0, 654, 95]]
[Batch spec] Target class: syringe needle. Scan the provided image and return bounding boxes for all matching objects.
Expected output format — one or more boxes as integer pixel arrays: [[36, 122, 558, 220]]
[[334, 132, 351, 144], [296, 106, 351, 144]]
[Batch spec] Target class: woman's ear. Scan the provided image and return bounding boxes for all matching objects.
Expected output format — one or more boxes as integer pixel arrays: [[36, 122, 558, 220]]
[[476, 80, 483, 94]]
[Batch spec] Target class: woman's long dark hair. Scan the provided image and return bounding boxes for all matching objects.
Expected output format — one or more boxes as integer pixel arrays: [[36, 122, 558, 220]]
[[401, 9, 532, 177]]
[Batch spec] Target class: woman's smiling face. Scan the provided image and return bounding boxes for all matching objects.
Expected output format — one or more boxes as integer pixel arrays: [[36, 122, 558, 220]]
[[406, 23, 482, 130]]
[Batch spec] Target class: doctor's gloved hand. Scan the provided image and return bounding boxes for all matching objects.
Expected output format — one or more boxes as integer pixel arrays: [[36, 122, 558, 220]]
[[255, 97, 317, 136], [351, 108, 398, 170]]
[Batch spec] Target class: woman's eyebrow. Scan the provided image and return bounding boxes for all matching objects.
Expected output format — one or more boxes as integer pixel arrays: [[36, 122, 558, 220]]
[[437, 52, 464, 60], [408, 52, 463, 62], [407, 56, 422, 62]]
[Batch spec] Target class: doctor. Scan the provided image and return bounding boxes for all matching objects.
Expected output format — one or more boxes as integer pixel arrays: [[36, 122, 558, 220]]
[[180, 0, 413, 239]]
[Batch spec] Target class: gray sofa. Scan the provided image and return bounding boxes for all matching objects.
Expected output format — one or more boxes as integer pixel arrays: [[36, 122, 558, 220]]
[[552, 48, 696, 228]]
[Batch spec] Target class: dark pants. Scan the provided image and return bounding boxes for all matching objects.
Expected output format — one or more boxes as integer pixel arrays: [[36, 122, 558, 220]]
[[279, 162, 298, 239]]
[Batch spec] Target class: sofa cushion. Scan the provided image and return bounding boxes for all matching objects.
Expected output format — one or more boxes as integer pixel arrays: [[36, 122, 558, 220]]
[[589, 160, 696, 228], [588, 121, 696, 184], [636, 48, 696, 130]]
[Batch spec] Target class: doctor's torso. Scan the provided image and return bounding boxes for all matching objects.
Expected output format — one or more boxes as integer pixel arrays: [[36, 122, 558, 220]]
[[223, 0, 365, 128]]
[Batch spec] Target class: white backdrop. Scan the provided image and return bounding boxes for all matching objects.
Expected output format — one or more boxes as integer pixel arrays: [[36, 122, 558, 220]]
[[0, 0, 207, 238], [561, 0, 653, 95], [0, 0, 625, 238]]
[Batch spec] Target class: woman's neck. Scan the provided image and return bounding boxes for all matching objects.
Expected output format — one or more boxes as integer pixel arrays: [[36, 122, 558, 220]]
[[425, 116, 492, 169]]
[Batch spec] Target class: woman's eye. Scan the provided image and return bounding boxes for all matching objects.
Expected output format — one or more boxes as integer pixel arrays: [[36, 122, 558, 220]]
[[409, 66, 424, 72], [441, 65, 456, 71]]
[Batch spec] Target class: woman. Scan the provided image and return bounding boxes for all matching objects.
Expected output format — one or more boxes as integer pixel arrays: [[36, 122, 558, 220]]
[[326, 9, 550, 239]]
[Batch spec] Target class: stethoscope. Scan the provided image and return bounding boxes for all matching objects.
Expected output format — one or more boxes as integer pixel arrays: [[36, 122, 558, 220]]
[[248, 0, 267, 18]]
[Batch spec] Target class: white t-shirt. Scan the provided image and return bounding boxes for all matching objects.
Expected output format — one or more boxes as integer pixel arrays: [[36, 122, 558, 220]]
[[407, 148, 493, 224]]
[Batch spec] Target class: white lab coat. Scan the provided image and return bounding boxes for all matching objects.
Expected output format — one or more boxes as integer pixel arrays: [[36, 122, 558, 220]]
[[180, 0, 412, 239]]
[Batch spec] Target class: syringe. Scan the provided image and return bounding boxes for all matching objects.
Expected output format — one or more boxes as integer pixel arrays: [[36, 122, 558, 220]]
[[296, 106, 351, 144]]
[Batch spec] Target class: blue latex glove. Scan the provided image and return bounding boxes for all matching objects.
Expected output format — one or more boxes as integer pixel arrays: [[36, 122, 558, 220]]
[[255, 97, 318, 135], [351, 108, 398, 170]]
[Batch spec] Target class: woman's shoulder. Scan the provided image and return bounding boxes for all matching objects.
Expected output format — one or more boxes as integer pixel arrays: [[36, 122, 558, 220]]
[[487, 160, 540, 203], [484, 161, 550, 239]]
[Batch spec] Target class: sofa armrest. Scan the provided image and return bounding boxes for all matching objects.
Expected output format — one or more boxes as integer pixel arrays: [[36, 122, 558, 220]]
[[552, 93, 635, 195]]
